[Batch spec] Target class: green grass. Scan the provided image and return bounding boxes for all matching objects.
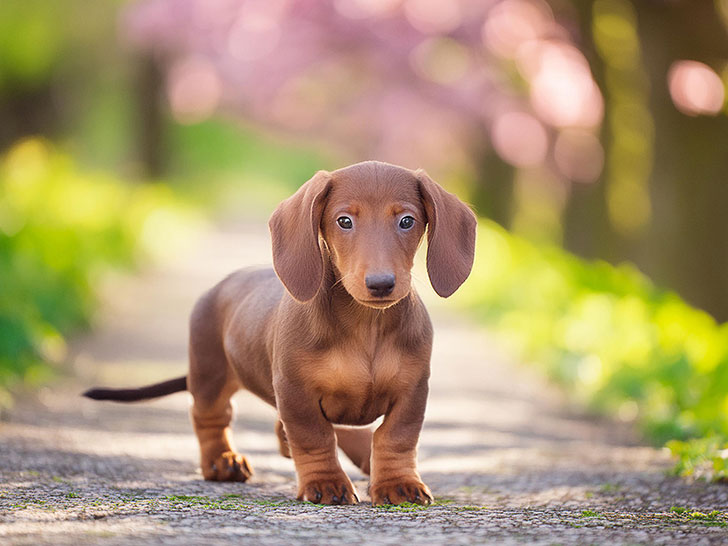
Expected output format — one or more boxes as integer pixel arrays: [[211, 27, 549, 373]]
[[0, 138, 196, 405], [667, 435, 728, 482], [456, 219, 728, 480]]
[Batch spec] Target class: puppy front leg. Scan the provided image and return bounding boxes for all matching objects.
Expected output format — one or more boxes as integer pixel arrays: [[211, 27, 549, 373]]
[[370, 377, 433, 506], [277, 383, 359, 505]]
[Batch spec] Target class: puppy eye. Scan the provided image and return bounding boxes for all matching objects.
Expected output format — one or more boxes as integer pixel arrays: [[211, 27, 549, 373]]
[[399, 216, 415, 230], [337, 216, 353, 230]]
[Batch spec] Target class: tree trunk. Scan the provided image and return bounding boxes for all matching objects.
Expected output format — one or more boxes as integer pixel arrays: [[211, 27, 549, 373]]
[[636, 0, 728, 320], [0, 83, 59, 150], [135, 54, 166, 178], [562, 1, 618, 260], [470, 144, 515, 229]]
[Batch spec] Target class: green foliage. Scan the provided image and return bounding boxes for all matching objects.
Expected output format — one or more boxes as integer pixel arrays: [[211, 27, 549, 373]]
[[456, 220, 728, 477], [168, 120, 328, 188], [166, 119, 332, 216], [0, 0, 123, 89], [667, 436, 728, 481], [0, 139, 189, 402], [0, 0, 66, 87]]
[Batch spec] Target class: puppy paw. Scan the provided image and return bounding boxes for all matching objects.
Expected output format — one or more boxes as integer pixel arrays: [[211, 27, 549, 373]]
[[370, 478, 433, 506], [202, 451, 253, 482], [297, 474, 359, 505]]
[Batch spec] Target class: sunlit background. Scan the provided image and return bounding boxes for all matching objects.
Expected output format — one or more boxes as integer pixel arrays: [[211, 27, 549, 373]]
[[2, 0, 728, 477]]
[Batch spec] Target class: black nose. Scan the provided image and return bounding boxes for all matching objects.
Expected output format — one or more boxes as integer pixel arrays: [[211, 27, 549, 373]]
[[365, 273, 395, 298]]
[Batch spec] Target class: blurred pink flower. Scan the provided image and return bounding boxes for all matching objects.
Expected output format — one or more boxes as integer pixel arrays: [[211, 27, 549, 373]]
[[668, 60, 725, 117], [124, 0, 604, 180]]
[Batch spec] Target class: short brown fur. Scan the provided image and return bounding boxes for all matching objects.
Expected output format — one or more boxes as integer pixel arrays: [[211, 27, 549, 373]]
[[87, 161, 477, 506]]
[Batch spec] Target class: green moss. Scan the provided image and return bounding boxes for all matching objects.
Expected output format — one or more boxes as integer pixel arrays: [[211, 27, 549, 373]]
[[687, 511, 721, 521], [664, 507, 727, 527], [599, 483, 622, 494], [248, 498, 296, 508], [162, 494, 296, 511], [164, 495, 210, 502], [375, 502, 431, 512]]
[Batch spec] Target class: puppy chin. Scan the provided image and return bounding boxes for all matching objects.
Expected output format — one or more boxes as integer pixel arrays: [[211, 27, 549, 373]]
[[357, 298, 399, 309], [349, 290, 407, 310]]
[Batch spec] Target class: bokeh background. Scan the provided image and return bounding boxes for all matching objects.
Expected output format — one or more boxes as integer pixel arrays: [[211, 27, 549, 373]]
[[2, 0, 728, 477]]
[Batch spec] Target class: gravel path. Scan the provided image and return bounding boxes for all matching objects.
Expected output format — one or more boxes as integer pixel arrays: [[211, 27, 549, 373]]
[[2, 220, 727, 545]]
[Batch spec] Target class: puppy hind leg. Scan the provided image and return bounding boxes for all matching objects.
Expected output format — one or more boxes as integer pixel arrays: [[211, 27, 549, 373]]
[[335, 426, 373, 475], [189, 348, 252, 482]]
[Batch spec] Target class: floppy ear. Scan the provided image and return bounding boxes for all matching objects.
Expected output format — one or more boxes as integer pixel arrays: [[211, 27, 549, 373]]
[[269, 171, 333, 302], [415, 169, 477, 298]]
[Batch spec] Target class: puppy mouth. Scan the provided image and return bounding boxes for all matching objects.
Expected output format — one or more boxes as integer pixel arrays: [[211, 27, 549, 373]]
[[356, 298, 398, 309]]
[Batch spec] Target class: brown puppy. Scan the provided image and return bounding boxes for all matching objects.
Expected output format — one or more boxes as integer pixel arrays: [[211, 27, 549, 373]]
[[85, 161, 477, 505]]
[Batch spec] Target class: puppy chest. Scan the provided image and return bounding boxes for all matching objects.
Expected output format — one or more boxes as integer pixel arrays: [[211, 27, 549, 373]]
[[312, 346, 404, 426]]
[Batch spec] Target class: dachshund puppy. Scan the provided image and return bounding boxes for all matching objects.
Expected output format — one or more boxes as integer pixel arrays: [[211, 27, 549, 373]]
[[85, 161, 477, 505]]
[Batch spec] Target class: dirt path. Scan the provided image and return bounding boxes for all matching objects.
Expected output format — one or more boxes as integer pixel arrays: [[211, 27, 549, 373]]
[[2, 220, 727, 545]]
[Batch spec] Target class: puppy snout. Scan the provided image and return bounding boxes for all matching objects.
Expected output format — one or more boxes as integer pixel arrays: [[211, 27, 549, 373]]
[[365, 273, 395, 298]]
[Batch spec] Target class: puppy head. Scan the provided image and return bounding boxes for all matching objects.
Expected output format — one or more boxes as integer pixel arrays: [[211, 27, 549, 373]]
[[269, 161, 477, 306]]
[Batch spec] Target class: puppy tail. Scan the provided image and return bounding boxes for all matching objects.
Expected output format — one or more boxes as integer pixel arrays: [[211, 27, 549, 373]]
[[83, 376, 187, 403]]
